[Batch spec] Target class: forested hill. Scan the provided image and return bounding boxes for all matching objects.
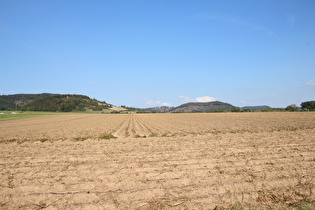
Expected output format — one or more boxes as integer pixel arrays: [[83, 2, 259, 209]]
[[0, 94, 112, 112], [170, 101, 239, 113], [0, 93, 55, 110]]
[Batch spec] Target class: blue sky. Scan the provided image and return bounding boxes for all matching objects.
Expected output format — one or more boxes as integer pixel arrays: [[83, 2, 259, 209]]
[[1, 0, 314, 108]]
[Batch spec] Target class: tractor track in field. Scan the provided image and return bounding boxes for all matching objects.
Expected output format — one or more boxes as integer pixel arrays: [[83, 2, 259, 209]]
[[135, 115, 193, 137], [112, 114, 160, 138], [112, 115, 132, 138], [112, 114, 189, 138]]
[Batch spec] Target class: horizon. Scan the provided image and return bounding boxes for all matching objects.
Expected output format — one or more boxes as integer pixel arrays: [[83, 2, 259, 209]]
[[1, 0, 314, 108], [0, 92, 302, 109]]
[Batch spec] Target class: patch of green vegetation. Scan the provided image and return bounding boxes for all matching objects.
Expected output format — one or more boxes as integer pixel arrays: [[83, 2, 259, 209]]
[[39, 138, 49, 143], [0, 111, 59, 121], [291, 202, 315, 210], [213, 202, 315, 210], [98, 133, 117, 140], [73, 136, 89, 141], [213, 202, 245, 210], [0, 138, 28, 144], [149, 133, 158, 137]]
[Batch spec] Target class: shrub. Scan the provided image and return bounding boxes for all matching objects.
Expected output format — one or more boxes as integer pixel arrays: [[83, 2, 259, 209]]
[[98, 133, 117, 140]]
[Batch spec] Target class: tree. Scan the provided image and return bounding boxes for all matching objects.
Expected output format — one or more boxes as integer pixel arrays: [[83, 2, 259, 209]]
[[301, 101, 315, 111], [285, 104, 299, 112]]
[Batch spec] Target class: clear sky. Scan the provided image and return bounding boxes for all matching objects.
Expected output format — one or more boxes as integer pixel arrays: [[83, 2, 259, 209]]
[[1, 0, 314, 108]]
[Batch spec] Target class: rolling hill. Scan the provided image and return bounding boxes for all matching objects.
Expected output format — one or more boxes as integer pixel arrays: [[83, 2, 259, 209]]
[[137, 101, 240, 113], [170, 101, 239, 113], [0, 93, 112, 112]]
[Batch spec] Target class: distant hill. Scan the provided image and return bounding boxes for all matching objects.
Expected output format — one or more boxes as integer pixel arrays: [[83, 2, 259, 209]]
[[241, 105, 271, 110], [0, 93, 112, 112], [137, 106, 174, 113], [170, 101, 239, 113], [135, 101, 240, 113]]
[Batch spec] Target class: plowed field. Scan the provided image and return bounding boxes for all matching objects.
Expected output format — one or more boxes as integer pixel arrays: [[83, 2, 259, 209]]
[[1, 112, 315, 209]]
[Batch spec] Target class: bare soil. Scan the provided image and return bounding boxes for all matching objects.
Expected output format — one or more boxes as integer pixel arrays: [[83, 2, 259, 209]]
[[0, 113, 314, 209]]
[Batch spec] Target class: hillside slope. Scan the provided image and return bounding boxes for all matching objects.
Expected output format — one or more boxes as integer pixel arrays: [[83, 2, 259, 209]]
[[0, 93, 57, 111], [170, 101, 239, 113], [0, 94, 112, 112]]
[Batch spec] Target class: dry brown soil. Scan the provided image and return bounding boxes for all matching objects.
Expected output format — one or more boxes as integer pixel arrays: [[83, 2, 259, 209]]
[[0, 112, 315, 209]]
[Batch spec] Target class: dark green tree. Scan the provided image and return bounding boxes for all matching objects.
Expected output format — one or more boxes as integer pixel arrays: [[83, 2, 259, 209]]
[[285, 104, 299, 112], [301, 101, 315, 111]]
